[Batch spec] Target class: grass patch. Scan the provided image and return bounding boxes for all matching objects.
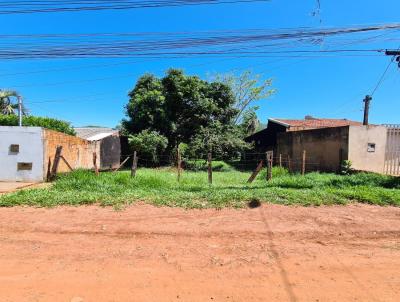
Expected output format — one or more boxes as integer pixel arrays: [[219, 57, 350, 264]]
[[0, 168, 399, 208]]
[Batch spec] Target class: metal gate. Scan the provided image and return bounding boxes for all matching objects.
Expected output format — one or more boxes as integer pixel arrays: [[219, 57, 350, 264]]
[[384, 124, 400, 176]]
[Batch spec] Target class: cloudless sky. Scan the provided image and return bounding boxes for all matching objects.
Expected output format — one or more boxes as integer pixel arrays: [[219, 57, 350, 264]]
[[1, 0, 399, 127]]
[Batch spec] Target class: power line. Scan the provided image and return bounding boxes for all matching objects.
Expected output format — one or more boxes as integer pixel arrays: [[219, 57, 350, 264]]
[[0, 24, 397, 60], [0, 0, 270, 14], [370, 45, 400, 96]]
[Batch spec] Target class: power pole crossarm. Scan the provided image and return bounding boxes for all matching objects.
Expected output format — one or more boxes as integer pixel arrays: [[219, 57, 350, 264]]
[[385, 50, 400, 56], [385, 50, 400, 67]]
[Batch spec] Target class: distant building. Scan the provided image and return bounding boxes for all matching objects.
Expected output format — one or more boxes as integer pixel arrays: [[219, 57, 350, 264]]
[[74, 127, 121, 171], [246, 116, 398, 175], [246, 116, 362, 151]]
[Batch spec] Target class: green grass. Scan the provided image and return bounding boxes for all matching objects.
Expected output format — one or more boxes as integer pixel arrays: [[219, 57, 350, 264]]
[[0, 167, 399, 208]]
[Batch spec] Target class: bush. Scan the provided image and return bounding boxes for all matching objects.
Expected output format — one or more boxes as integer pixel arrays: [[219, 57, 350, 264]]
[[128, 130, 168, 163], [259, 166, 289, 179], [340, 160, 353, 175], [0, 114, 75, 135], [184, 160, 234, 172]]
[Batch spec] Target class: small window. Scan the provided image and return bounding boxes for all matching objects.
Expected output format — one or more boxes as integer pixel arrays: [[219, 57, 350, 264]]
[[9, 144, 19, 153], [367, 143, 376, 153], [17, 162, 33, 171]]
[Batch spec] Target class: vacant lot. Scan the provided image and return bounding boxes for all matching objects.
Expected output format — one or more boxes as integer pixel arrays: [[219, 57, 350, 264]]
[[0, 203, 399, 301], [0, 168, 399, 208]]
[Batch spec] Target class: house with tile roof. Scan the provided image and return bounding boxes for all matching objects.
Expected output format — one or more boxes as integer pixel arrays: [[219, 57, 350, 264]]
[[246, 116, 389, 174]]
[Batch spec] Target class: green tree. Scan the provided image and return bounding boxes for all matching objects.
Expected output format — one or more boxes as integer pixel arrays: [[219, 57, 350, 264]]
[[211, 70, 275, 133], [122, 69, 238, 151], [188, 121, 251, 160], [0, 90, 29, 116], [0, 90, 19, 115], [128, 130, 168, 163]]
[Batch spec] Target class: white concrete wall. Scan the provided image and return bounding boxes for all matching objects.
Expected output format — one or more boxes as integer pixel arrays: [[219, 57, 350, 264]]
[[348, 125, 387, 174], [0, 126, 44, 182]]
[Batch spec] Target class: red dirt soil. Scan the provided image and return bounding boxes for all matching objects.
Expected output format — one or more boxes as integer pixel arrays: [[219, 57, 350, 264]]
[[0, 203, 399, 302]]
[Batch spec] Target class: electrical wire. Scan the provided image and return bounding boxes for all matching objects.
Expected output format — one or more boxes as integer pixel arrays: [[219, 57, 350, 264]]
[[370, 53, 397, 96], [0, 24, 397, 60], [0, 0, 270, 14]]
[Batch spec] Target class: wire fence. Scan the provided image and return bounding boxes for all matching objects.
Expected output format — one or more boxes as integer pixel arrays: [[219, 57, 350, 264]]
[[114, 150, 325, 184]]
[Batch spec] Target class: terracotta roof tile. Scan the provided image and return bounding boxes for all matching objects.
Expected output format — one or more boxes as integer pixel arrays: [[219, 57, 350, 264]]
[[270, 118, 363, 130]]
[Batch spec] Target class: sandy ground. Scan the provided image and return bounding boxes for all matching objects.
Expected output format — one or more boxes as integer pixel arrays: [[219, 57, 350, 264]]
[[0, 203, 399, 302], [0, 182, 36, 194]]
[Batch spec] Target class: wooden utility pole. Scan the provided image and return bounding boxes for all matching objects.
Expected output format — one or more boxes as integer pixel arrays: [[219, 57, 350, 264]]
[[177, 147, 182, 182], [266, 151, 273, 181], [208, 152, 212, 185], [363, 95, 372, 126], [131, 151, 138, 177]]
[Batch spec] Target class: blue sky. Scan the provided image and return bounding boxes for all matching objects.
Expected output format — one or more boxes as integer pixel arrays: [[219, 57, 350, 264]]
[[1, 0, 399, 127]]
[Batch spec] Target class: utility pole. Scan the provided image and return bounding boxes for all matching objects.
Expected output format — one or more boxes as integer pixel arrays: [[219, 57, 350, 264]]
[[17, 95, 23, 127], [363, 95, 372, 126], [385, 50, 400, 68]]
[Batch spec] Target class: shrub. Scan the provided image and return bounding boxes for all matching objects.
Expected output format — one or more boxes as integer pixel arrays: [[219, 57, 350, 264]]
[[340, 160, 353, 175], [184, 160, 234, 172], [128, 130, 168, 163], [0, 114, 75, 136]]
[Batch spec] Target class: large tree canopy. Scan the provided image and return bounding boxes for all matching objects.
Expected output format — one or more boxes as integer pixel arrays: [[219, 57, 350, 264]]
[[122, 69, 239, 151], [122, 69, 275, 160]]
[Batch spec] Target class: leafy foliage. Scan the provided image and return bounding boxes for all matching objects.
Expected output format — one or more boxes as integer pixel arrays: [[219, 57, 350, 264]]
[[211, 70, 275, 128], [0, 114, 76, 135], [123, 69, 238, 149], [0, 90, 22, 115], [184, 160, 234, 172], [187, 121, 251, 159], [128, 130, 168, 163], [340, 160, 353, 175]]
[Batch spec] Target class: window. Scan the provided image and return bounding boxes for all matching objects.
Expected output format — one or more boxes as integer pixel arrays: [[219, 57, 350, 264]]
[[17, 162, 33, 171], [9, 144, 19, 153], [367, 143, 376, 153]]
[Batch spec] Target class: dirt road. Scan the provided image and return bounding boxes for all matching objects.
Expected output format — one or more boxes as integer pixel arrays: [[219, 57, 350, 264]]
[[0, 203, 399, 302]]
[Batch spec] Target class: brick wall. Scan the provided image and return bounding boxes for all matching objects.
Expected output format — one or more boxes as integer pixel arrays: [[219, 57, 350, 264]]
[[43, 129, 96, 174]]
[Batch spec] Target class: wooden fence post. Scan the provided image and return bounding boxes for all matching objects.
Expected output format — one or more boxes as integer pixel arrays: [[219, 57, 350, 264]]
[[131, 151, 138, 178], [93, 152, 99, 176], [113, 156, 131, 172], [49, 146, 62, 181], [266, 151, 273, 181], [302, 150, 306, 176], [177, 147, 182, 182], [287, 154, 292, 173], [208, 152, 212, 185], [46, 157, 52, 182], [247, 160, 264, 183], [279, 154, 282, 167], [60, 155, 73, 172]]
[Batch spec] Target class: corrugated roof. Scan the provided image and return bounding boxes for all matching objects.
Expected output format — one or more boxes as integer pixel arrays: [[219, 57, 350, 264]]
[[269, 117, 363, 130], [74, 127, 119, 141]]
